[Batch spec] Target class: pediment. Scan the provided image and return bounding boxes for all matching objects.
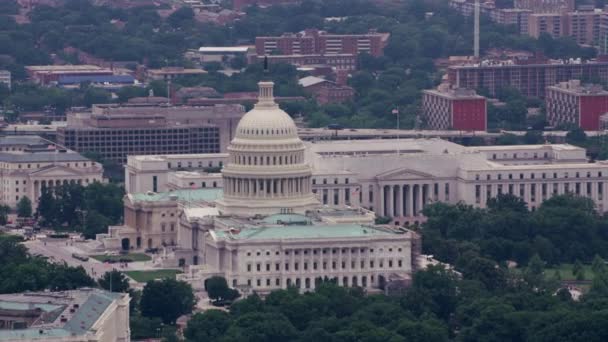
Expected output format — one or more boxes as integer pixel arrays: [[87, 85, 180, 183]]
[[375, 168, 434, 181], [29, 165, 84, 177]]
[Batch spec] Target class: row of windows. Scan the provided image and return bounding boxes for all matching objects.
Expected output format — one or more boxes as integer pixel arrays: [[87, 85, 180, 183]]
[[246, 259, 404, 272], [476, 171, 603, 181], [491, 152, 550, 160], [475, 182, 604, 203], [160, 223, 176, 232], [245, 247, 402, 257], [169, 161, 223, 169], [233, 154, 302, 166], [241, 275, 370, 289], [312, 177, 350, 185]]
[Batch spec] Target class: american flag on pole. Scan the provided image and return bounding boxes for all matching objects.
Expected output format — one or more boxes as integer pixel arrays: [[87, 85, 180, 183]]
[[392, 108, 399, 115]]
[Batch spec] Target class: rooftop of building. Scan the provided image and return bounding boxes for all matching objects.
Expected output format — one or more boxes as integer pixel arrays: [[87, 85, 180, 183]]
[[197, 46, 251, 53], [129, 188, 223, 203], [0, 289, 125, 341], [423, 84, 485, 99], [211, 222, 404, 241], [307, 138, 466, 156], [449, 57, 608, 68], [129, 153, 228, 162], [0, 136, 50, 146], [25, 65, 108, 72], [147, 67, 207, 75], [548, 80, 608, 95], [0, 150, 90, 163], [298, 76, 327, 87]]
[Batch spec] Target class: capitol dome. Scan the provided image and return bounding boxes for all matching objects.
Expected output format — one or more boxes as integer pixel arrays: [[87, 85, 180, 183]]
[[215, 81, 319, 217], [232, 81, 299, 142]]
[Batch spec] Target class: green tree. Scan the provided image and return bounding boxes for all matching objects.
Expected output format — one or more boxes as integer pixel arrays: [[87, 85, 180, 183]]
[[222, 312, 298, 342], [0, 205, 10, 225], [98, 270, 130, 293], [184, 310, 231, 342], [205, 276, 239, 301], [16, 196, 32, 218], [140, 278, 196, 324], [592, 254, 606, 274], [524, 254, 545, 287], [566, 127, 588, 145], [573, 260, 586, 281], [83, 210, 110, 239]]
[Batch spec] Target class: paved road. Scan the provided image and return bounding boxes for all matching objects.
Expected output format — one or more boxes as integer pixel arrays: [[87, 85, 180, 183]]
[[24, 238, 118, 279]]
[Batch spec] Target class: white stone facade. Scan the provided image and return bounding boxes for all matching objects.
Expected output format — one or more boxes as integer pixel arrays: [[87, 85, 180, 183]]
[[0, 136, 103, 210], [203, 230, 413, 292], [215, 81, 319, 216], [125, 138, 608, 226]]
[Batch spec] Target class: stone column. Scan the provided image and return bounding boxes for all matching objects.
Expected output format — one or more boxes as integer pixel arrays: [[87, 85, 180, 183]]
[[379, 185, 385, 216], [387, 185, 393, 217], [416, 185, 423, 216], [395, 185, 402, 217], [407, 185, 414, 217]]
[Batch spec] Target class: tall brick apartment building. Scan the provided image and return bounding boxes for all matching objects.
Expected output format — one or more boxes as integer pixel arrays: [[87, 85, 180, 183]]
[[448, 58, 608, 98], [422, 85, 487, 131], [255, 29, 389, 57], [546, 80, 608, 130]]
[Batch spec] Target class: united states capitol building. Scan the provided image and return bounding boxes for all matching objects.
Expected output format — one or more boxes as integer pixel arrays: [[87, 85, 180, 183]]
[[104, 81, 608, 293], [104, 82, 418, 293]]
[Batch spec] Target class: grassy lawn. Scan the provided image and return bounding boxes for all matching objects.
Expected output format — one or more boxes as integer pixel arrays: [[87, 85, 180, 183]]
[[544, 264, 596, 281], [124, 269, 182, 283], [90, 253, 151, 262]]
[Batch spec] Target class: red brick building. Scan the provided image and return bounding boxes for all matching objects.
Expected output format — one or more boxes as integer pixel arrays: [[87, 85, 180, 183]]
[[546, 80, 608, 130], [298, 75, 354, 104], [257, 54, 357, 71], [422, 85, 487, 131], [447, 58, 608, 98], [256, 29, 389, 57]]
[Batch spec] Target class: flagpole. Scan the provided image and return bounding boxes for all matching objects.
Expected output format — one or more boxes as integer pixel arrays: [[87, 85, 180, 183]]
[[392, 108, 400, 155]]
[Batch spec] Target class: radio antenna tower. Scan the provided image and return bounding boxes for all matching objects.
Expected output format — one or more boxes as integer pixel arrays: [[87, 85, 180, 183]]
[[474, 0, 480, 58]]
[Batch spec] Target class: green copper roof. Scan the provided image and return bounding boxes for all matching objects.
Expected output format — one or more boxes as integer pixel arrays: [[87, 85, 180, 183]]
[[0, 328, 72, 340], [0, 301, 63, 312], [215, 223, 395, 241], [261, 214, 312, 225], [131, 188, 223, 203]]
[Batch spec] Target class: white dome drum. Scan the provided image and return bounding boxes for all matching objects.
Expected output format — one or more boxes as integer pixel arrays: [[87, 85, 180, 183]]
[[215, 81, 319, 217]]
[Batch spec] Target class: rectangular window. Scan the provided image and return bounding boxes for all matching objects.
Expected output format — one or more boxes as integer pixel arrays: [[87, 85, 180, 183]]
[[152, 175, 158, 192]]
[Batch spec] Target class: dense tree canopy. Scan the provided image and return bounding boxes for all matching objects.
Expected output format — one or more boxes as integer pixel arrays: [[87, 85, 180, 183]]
[[37, 182, 124, 237], [140, 278, 196, 324], [423, 193, 608, 266], [0, 0, 596, 129], [0, 234, 95, 293]]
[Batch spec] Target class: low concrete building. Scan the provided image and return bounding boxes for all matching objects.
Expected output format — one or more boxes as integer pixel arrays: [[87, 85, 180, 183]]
[[0, 289, 130, 342], [146, 67, 207, 81], [58, 103, 245, 163]]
